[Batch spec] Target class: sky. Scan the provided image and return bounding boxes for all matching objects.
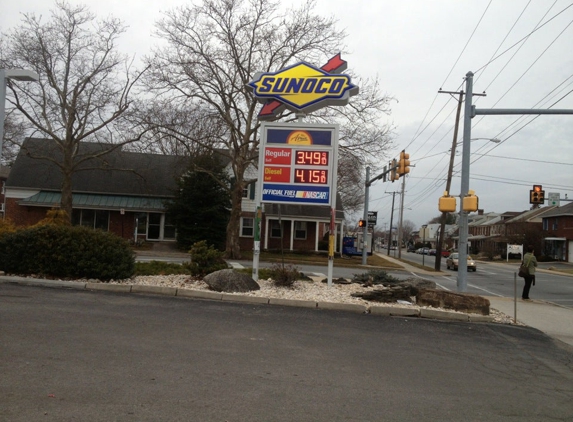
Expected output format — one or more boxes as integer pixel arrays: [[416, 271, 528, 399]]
[[2, 0, 572, 231]]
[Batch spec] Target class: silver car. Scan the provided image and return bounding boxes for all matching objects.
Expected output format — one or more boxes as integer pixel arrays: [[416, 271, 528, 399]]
[[446, 253, 477, 271]]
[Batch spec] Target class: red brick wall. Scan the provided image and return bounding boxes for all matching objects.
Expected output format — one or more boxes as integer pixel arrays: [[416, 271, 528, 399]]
[[5, 198, 47, 227]]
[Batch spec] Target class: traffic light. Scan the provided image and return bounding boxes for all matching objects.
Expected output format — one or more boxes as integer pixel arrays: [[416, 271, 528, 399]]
[[390, 159, 399, 182], [463, 189, 479, 212], [438, 191, 456, 212], [530, 185, 545, 204], [358, 219, 367, 228], [398, 150, 410, 176]]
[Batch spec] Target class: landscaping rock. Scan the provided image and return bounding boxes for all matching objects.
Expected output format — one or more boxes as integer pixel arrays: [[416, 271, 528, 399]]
[[416, 289, 490, 315], [203, 269, 260, 293], [351, 285, 412, 303]]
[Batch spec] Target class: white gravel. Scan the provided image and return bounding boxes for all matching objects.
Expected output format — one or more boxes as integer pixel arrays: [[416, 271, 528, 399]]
[[109, 274, 517, 325]]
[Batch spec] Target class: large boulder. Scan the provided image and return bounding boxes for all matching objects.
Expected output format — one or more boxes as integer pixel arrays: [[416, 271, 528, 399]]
[[203, 269, 260, 293], [352, 285, 412, 303], [416, 289, 490, 315]]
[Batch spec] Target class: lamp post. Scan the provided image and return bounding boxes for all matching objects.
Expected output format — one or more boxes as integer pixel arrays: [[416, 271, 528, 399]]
[[422, 224, 427, 267], [0, 69, 40, 163]]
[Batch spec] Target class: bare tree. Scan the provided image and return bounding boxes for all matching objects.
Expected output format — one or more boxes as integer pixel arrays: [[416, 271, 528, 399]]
[[145, 0, 394, 258], [0, 1, 148, 220]]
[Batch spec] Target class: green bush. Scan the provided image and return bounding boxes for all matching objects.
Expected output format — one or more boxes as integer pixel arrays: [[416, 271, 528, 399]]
[[269, 263, 301, 287], [134, 260, 190, 276], [184, 240, 228, 277], [0, 225, 134, 281]]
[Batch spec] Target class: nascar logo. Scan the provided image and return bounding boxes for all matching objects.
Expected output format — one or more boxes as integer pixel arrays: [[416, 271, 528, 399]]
[[248, 61, 358, 113]]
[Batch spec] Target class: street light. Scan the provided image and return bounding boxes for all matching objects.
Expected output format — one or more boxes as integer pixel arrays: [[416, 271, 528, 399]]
[[0, 68, 40, 163]]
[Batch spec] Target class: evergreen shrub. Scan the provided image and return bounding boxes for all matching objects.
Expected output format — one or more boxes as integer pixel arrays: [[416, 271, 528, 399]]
[[184, 240, 229, 277], [0, 225, 134, 280]]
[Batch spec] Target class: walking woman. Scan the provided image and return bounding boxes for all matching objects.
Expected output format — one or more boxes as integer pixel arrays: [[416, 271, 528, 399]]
[[522, 245, 538, 300]]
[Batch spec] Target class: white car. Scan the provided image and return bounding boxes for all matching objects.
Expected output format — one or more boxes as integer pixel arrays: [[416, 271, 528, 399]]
[[446, 253, 477, 271]]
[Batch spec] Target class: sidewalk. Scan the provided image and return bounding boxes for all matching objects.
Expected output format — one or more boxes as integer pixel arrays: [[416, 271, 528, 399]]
[[380, 252, 573, 348]]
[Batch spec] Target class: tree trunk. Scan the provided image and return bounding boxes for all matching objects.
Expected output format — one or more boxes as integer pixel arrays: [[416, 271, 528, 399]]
[[60, 147, 74, 223], [225, 182, 243, 259]]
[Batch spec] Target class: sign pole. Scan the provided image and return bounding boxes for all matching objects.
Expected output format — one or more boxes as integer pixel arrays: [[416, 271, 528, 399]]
[[252, 205, 262, 281], [327, 207, 335, 287]]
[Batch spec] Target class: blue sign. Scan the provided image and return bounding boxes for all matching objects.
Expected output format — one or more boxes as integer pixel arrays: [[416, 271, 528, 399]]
[[261, 184, 330, 204]]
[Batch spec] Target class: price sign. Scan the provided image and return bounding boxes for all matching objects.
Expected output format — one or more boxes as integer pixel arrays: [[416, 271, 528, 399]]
[[258, 122, 339, 206]]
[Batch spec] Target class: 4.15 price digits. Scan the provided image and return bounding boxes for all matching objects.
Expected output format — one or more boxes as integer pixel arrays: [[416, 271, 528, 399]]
[[294, 169, 328, 184]]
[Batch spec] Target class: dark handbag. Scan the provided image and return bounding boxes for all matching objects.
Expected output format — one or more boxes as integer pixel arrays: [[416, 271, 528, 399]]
[[518, 255, 533, 278]]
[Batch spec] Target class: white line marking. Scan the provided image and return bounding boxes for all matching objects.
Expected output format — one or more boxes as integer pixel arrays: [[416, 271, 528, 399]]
[[229, 262, 245, 269]]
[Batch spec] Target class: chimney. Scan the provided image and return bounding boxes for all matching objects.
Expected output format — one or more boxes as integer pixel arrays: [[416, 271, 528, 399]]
[[478, 209, 484, 215]]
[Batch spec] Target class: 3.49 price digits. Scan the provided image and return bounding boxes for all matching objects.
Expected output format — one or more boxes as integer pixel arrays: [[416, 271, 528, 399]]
[[295, 150, 328, 166], [294, 169, 328, 184]]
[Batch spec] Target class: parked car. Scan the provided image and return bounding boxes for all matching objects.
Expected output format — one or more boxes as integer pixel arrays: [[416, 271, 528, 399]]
[[407, 245, 416, 252], [446, 253, 477, 271], [441, 250, 451, 258], [416, 247, 429, 255], [428, 249, 437, 256]]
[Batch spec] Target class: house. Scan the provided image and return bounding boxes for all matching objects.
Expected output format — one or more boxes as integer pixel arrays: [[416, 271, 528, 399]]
[[4, 138, 190, 243], [541, 201, 573, 262], [4, 138, 345, 253]]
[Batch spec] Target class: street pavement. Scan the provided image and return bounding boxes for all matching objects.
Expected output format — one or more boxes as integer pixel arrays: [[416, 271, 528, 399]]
[[381, 253, 573, 348], [2, 284, 573, 422]]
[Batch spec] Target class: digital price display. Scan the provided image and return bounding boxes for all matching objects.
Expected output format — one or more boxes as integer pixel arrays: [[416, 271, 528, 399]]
[[294, 169, 328, 184], [258, 123, 338, 206], [295, 150, 329, 166]]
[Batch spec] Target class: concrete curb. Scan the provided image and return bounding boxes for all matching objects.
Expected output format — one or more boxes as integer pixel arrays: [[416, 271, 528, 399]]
[[131, 285, 177, 296], [221, 293, 270, 305], [176, 289, 222, 300], [86, 282, 132, 293], [420, 308, 469, 322], [268, 298, 317, 308], [0, 277, 497, 324], [317, 302, 368, 313], [370, 305, 420, 317]]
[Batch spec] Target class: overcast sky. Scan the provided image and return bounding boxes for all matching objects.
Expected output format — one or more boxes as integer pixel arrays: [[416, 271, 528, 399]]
[[2, 0, 572, 230]]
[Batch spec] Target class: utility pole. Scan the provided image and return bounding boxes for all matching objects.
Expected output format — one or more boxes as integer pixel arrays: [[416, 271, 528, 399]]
[[387, 192, 396, 256], [435, 89, 464, 270]]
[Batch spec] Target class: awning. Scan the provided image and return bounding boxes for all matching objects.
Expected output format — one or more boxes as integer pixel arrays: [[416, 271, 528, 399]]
[[18, 191, 167, 212]]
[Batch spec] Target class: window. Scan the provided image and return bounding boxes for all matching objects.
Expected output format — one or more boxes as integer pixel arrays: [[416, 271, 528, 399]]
[[241, 217, 254, 237], [294, 221, 307, 240], [72, 209, 109, 231], [552, 218, 558, 230], [543, 219, 548, 231], [135, 212, 147, 235], [163, 214, 176, 240], [270, 220, 282, 238]]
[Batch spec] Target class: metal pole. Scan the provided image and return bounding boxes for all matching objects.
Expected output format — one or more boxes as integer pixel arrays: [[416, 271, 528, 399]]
[[397, 174, 406, 259], [361, 167, 370, 265], [514, 272, 517, 323], [457, 72, 474, 292], [252, 205, 262, 281], [0, 70, 7, 162]]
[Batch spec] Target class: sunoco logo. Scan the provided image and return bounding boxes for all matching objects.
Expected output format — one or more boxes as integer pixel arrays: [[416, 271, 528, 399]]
[[247, 61, 357, 113]]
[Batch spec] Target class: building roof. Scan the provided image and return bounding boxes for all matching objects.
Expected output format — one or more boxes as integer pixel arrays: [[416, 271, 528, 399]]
[[19, 191, 165, 212], [7, 138, 191, 198], [540, 201, 573, 218], [504, 206, 556, 223]]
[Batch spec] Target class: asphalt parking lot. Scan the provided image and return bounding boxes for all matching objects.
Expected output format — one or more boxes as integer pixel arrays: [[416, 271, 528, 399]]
[[2, 284, 573, 422]]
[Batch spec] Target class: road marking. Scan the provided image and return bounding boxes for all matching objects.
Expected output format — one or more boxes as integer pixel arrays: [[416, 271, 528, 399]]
[[228, 262, 245, 269]]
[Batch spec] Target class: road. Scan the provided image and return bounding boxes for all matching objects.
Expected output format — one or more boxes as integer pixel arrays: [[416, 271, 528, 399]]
[[2, 284, 573, 422]]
